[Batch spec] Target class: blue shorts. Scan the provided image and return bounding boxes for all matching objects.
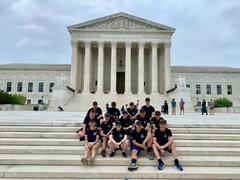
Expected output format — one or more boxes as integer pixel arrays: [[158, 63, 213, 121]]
[[131, 144, 143, 154]]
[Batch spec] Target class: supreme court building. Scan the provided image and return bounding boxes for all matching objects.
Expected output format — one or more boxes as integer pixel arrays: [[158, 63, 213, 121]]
[[1, 12, 240, 111]]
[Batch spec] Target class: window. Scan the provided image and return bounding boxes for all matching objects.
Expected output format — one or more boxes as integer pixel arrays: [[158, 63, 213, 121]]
[[49, 82, 55, 92], [196, 84, 201, 94], [227, 85, 232, 95], [206, 84, 211, 95], [28, 82, 33, 92], [38, 99, 42, 104], [38, 82, 44, 92], [186, 84, 191, 88], [17, 82, 23, 92], [6, 82, 12, 92], [216, 85, 222, 95], [27, 99, 31, 104]]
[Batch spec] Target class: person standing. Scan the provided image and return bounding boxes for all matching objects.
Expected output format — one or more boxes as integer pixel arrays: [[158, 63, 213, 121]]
[[179, 99, 185, 115], [201, 99, 208, 115], [163, 100, 169, 115], [171, 99, 177, 115], [209, 99, 215, 115]]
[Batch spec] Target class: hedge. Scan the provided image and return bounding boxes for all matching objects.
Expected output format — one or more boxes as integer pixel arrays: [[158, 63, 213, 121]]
[[0, 90, 26, 105], [214, 98, 233, 108]]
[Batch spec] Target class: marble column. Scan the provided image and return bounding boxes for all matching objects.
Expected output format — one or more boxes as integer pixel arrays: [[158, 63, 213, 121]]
[[163, 43, 171, 94], [110, 42, 117, 94], [138, 42, 145, 94], [70, 41, 78, 93], [82, 41, 91, 94], [96, 42, 104, 94], [125, 42, 132, 94], [151, 42, 158, 94]]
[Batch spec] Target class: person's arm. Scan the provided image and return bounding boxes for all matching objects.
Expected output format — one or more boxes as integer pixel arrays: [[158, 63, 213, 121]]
[[153, 137, 161, 149], [93, 135, 100, 146], [109, 134, 118, 145], [120, 134, 128, 143], [82, 124, 86, 134], [132, 139, 143, 148], [106, 126, 115, 136], [162, 136, 174, 149]]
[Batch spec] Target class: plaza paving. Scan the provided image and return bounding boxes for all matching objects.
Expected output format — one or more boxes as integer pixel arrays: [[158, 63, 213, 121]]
[[0, 111, 240, 179]]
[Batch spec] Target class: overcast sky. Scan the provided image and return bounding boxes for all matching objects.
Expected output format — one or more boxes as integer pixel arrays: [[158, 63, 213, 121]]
[[0, 0, 240, 67]]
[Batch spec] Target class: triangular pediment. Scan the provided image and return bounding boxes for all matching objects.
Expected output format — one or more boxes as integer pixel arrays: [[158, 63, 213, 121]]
[[68, 12, 175, 32]]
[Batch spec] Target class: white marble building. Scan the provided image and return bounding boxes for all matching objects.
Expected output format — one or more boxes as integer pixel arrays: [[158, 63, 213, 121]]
[[0, 12, 240, 111]]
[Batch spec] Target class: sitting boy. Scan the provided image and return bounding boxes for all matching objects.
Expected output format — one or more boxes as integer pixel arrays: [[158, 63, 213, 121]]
[[128, 120, 152, 171], [108, 121, 128, 158], [152, 119, 183, 171], [100, 113, 114, 157], [81, 119, 100, 165]]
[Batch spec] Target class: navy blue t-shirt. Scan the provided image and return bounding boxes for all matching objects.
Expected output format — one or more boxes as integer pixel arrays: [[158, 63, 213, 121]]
[[86, 128, 99, 142]]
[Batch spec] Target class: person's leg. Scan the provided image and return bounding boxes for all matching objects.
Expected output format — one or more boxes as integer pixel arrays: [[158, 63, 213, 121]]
[[108, 139, 117, 157], [128, 149, 139, 171], [152, 144, 165, 170], [146, 132, 154, 160], [89, 143, 99, 165], [101, 137, 108, 157], [81, 143, 90, 165], [121, 140, 129, 157], [169, 142, 183, 171]]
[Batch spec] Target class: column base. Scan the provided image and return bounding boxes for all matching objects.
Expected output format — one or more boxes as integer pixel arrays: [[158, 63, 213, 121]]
[[137, 91, 145, 95], [124, 91, 132, 96], [109, 91, 117, 95], [95, 91, 104, 95]]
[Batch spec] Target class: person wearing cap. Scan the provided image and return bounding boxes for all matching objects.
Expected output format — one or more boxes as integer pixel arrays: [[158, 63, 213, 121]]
[[151, 111, 163, 130], [152, 119, 183, 171], [140, 98, 155, 119], [108, 121, 128, 158], [127, 102, 138, 121], [107, 101, 121, 121], [76, 110, 100, 141], [86, 101, 103, 120], [119, 111, 133, 135], [128, 120, 153, 171], [100, 113, 115, 157], [135, 109, 151, 132], [81, 119, 100, 165]]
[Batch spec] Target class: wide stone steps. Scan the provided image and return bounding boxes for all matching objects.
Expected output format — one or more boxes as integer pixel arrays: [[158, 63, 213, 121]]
[[1, 138, 240, 147], [0, 145, 239, 156], [0, 117, 240, 179], [1, 126, 240, 134], [0, 154, 240, 167], [1, 132, 240, 140], [0, 165, 240, 179]]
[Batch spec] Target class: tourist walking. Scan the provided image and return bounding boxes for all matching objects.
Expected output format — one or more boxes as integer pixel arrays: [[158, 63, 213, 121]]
[[209, 99, 215, 115], [201, 99, 208, 115], [171, 99, 176, 115], [163, 100, 169, 115], [179, 99, 185, 115]]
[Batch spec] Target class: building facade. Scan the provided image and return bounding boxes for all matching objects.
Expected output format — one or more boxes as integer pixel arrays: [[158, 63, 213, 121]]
[[0, 12, 240, 111]]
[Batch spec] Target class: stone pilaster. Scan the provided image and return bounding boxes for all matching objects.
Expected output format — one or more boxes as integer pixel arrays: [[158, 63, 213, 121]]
[[110, 42, 117, 94], [96, 41, 104, 94], [82, 41, 91, 94], [124, 41, 132, 94], [151, 42, 158, 94], [138, 42, 145, 94]]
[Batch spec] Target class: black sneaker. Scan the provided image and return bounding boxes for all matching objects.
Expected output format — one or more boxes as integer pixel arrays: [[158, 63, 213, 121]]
[[101, 149, 106, 157], [122, 151, 127, 158], [128, 162, 138, 171], [158, 160, 165, 170], [175, 162, 183, 171], [109, 151, 115, 157]]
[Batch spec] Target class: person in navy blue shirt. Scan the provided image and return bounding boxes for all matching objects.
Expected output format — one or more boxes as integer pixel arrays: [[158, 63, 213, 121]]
[[81, 119, 100, 165], [107, 101, 121, 121], [128, 120, 152, 171], [100, 113, 114, 157], [108, 121, 128, 158], [152, 119, 183, 171]]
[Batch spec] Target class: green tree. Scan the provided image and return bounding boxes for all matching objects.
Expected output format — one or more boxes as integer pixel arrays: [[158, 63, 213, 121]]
[[214, 98, 233, 108]]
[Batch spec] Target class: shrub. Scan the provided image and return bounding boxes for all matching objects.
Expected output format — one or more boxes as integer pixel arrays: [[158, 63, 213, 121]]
[[0, 90, 26, 105], [214, 98, 233, 108]]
